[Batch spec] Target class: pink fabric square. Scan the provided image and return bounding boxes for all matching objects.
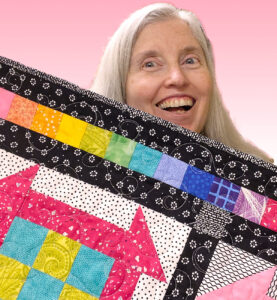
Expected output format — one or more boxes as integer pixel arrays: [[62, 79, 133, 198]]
[[261, 198, 277, 231], [0, 87, 15, 119]]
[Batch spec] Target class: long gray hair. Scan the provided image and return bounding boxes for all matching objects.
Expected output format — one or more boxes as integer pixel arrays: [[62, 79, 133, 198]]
[[91, 3, 273, 163]]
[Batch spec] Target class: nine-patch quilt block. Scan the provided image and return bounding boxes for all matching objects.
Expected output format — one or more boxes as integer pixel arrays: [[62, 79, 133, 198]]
[[0, 55, 277, 299]]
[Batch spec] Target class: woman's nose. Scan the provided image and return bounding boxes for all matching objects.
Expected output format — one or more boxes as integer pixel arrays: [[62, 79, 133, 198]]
[[164, 65, 190, 87]]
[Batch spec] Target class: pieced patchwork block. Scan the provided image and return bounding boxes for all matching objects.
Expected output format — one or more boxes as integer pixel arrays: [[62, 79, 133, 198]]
[[233, 187, 268, 224], [206, 177, 241, 211], [6, 95, 38, 128], [261, 198, 277, 231], [55, 114, 87, 148], [104, 133, 137, 167], [181, 166, 214, 200], [0, 87, 15, 119], [129, 143, 163, 177], [30, 104, 63, 138], [153, 154, 188, 188], [0, 217, 114, 299], [80, 124, 112, 158]]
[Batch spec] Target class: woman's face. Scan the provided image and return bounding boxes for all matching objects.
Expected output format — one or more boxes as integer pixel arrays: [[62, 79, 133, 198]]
[[126, 18, 213, 133]]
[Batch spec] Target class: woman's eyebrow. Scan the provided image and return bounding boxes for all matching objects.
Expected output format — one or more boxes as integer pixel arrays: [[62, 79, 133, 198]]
[[132, 46, 203, 64]]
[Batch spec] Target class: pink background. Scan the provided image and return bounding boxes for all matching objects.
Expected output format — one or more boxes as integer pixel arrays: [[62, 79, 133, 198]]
[[0, 0, 276, 162]]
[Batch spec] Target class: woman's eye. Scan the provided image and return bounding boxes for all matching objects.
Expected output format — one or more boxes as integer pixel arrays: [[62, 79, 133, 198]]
[[185, 57, 199, 64], [143, 61, 156, 68]]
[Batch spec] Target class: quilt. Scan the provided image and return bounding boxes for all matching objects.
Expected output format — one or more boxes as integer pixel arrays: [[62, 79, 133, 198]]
[[0, 55, 277, 300]]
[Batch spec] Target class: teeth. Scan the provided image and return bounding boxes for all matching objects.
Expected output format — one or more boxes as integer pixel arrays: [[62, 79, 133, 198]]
[[158, 97, 194, 109]]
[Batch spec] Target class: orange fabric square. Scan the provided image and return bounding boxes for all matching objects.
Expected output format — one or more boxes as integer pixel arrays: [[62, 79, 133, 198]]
[[6, 95, 38, 128], [30, 104, 63, 138]]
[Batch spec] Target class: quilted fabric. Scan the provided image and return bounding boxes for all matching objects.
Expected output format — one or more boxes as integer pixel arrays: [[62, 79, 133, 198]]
[[0, 55, 277, 299]]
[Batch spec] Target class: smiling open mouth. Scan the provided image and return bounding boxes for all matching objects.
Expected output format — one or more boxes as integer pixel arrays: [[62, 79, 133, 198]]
[[156, 97, 196, 112]]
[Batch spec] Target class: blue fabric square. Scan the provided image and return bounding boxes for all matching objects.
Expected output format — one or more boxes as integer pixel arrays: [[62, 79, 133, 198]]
[[17, 268, 64, 300], [153, 154, 188, 188], [0, 217, 48, 266], [128, 143, 163, 177], [181, 166, 214, 200], [66, 245, 114, 297]]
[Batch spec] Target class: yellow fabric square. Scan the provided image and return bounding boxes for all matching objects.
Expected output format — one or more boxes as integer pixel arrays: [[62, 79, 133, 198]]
[[33, 231, 81, 282], [0, 254, 30, 300], [55, 114, 88, 148], [59, 284, 99, 300], [80, 124, 112, 158], [30, 104, 63, 138]]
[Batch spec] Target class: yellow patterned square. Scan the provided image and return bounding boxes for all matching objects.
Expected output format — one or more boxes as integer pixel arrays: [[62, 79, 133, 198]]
[[80, 124, 112, 158], [30, 104, 63, 138], [55, 114, 88, 148], [59, 284, 98, 300], [32, 231, 81, 282], [0, 254, 30, 300]]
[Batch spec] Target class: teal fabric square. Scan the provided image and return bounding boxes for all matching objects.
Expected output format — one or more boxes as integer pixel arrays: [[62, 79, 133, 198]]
[[0, 217, 48, 266], [17, 269, 64, 300], [153, 154, 188, 188], [181, 165, 214, 200], [128, 143, 163, 177], [66, 245, 114, 297]]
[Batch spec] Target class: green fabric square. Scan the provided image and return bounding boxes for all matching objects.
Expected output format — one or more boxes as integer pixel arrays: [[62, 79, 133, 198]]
[[104, 133, 137, 168]]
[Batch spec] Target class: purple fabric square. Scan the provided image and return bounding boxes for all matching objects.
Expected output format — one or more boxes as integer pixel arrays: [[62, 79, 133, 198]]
[[207, 194, 216, 203], [222, 179, 231, 188], [233, 188, 268, 224], [210, 183, 219, 193], [233, 184, 241, 191], [153, 154, 188, 188], [225, 201, 235, 211], [207, 177, 241, 212], [229, 190, 239, 202], [219, 186, 228, 197], [216, 197, 225, 207], [214, 177, 221, 183]]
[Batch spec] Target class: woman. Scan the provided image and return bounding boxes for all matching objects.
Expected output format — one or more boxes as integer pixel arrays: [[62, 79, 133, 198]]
[[91, 3, 274, 164]]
